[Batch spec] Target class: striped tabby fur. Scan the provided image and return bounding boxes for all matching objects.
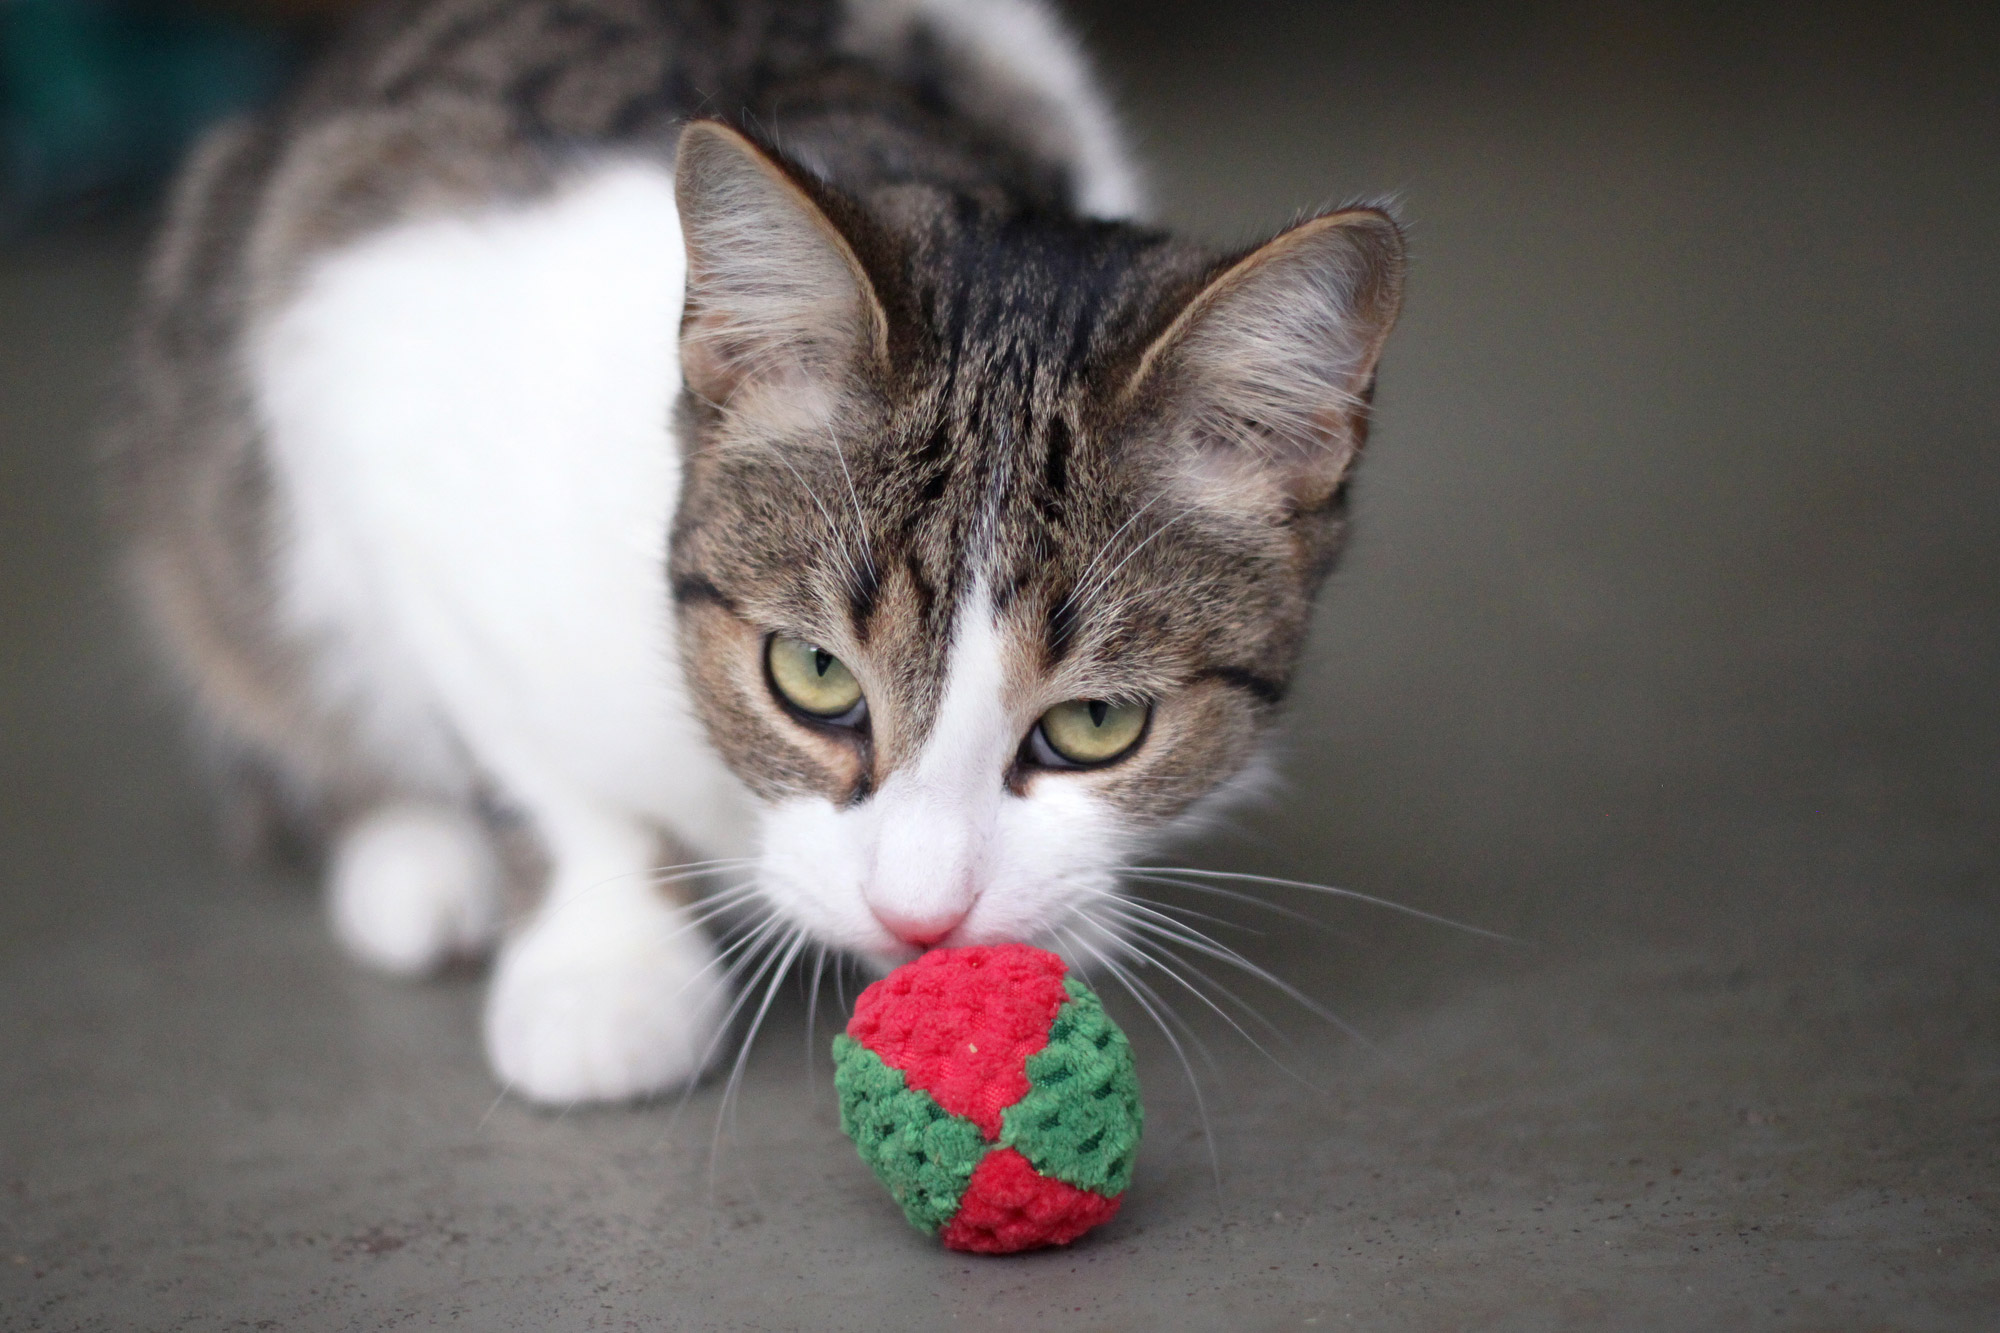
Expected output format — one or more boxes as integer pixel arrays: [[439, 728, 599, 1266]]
[[108, 0, 1404, 1104]]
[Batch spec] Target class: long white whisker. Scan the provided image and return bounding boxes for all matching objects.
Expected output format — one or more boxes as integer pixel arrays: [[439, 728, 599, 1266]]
[[709, 926, 808, 1188], [647, 909, 789, 1153], [1056, 490, 1169, 620], [1071, 920, 1222, 1078], [1136, 866, 1513, 942], [822, 414, 877, 585], [474, 1083, 512, 1133], [1120, 871, 1320, 927], [1058, 922, 1222, 1194], [1103, 901, 1378, 1051], [1074, 506, 1195, 614], [506, 860, 757, 934], [1118, 890, 1265, 937], [1091, 904, 1311, 1082], [770, 435, 867, 597], [804, 942, 829, 1089], [668, 914, 789, 1119], [645, 857, 761, 878]]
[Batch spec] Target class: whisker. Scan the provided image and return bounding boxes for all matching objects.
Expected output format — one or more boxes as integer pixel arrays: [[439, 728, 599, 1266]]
[[803, 942, 829, 1091], [645, 857, 760, 878], [1135, 866, 1513, 942], [641, 881, 767, 952], [1089, 904, 1312, 1083], [1074, 506, 1196, 614], [1056, 490, 1169, 622], [770, 439, 868, 600], [1066, 918, 1221, 1077], [473, 1083, 512, 1133], [647, 908, 789, 1154], [1117, 890, 1265, 937], [1121, 872, 1319, 928], [667, 881, 770, 932], [709, 926, 808, 1189], [1058, 922, 1223, 1194], [1100, 900, 1378, 1051], [505, 859, 756, 934], [659, 913, 789, 1131], [822, 412, 877, 585]]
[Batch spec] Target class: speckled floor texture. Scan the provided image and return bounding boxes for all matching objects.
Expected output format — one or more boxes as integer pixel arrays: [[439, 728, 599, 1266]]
[[3, 3, 1996, 1329]]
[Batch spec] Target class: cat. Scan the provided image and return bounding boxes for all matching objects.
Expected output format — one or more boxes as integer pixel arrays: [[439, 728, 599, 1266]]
[[106, 0, 1405, 1105]]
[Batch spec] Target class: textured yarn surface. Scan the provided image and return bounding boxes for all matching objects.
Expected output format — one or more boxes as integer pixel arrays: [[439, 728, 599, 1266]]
[[938, 1146, 1123, 1254], [844, 943, 1071, 1138], [831, 1038, 987, 1233], [1001, 979, 1143, 1196], [835, 944, 1141, 1255]]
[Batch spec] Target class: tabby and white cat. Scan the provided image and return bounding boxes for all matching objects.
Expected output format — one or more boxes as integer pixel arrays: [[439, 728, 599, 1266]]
[[110, 0, 1404, 1104]]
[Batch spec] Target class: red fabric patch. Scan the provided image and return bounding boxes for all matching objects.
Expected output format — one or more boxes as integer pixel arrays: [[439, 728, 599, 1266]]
[[939, 1147, 1122, 1254], [846, 944, 1070, 1138]]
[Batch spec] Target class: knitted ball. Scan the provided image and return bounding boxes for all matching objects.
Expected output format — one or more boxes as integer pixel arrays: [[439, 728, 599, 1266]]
[[832, 943, 1143, 1254]]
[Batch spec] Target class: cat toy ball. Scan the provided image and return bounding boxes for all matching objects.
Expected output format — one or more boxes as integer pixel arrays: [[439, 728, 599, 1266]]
[[833, 943, 1143, 1254]]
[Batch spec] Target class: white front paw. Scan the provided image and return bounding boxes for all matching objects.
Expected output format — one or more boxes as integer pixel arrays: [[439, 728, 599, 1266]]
[[328, 804, 501, 976], [483, 899, 731, 1105]]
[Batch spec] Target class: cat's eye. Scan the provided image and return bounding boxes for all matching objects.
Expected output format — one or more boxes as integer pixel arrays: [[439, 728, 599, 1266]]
[[766, 634, 866, 723], [1031, 699, 1149, 768]]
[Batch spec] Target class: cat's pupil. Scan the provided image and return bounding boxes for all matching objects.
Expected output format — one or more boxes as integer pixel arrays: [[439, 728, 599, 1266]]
[[1088, 700, 1109, 728], [813, 648, 834, 678]]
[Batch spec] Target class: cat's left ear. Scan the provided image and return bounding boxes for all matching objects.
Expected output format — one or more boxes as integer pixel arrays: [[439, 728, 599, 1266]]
[[674, 122, 891, 410], [1125, 208, 1406, 514]]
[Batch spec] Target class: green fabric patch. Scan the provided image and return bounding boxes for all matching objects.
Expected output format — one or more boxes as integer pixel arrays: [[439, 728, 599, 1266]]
[[1001, 978, 1143, 1196], [832, 1035, 987, 1233]]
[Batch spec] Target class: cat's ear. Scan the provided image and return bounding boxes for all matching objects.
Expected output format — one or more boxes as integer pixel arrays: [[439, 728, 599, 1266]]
[[1125, 208, 1405, 514], [674, 122, 890, 409]]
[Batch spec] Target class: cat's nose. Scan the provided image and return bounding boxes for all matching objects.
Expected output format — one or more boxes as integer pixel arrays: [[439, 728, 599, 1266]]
[[870, 904, 969, 949]]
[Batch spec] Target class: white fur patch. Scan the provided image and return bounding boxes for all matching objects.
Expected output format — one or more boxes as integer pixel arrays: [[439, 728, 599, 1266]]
[[254, 161, 756, 861], [328, 802, 501, 975], [842, 0, 1146, 219], [256, 163, 752, 1102], [864, 584, 1016, 942], [756, 586, 1141, 964]]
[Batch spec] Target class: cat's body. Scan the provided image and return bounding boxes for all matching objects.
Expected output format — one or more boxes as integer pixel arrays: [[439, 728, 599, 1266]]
[[111, 0, 1404, 1104]]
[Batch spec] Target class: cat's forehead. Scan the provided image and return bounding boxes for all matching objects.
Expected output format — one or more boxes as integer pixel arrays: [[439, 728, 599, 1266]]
[[817, 389, 1278, 755]]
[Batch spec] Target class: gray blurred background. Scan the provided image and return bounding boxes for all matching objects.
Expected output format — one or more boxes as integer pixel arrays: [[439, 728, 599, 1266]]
[[2, 1, 1996, 1327]]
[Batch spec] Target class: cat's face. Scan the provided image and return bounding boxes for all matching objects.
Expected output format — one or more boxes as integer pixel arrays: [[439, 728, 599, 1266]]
[[667, 125, 1403, 967]]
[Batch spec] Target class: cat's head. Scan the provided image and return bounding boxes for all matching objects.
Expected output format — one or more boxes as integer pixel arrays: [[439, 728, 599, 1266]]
[[666, 123, 1404, 967]]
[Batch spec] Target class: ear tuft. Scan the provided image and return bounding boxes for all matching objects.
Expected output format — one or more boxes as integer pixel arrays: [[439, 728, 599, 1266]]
[[1129, 208, 1406, 514], [674, 122, 888, 409]]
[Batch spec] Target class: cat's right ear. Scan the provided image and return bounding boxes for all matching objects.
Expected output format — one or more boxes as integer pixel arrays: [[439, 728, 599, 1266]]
[[674, 122, 890, 411], [1122, 207, 1406, 517]]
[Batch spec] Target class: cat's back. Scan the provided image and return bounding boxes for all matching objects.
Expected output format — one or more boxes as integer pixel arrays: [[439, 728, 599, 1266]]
[[194, 0, 1139, 296], [111, 0, 1143, 852]]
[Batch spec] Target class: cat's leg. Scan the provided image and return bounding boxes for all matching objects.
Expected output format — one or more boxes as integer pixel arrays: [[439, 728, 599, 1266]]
[[483, 797, 730, 1105], [327, 801, 503, 977]]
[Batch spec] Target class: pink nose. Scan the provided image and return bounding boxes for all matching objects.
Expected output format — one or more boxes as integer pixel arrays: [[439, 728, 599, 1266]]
[[871, 905, 968, 949]]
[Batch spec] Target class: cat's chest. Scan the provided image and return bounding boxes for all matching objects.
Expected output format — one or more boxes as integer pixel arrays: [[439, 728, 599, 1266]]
[[250, 160, 751, 846]]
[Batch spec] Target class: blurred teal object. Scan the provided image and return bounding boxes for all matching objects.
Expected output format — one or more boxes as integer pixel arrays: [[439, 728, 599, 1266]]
[[1, 0, 296, 221]]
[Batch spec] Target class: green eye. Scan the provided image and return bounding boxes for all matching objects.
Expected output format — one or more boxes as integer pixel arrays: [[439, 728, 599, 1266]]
[[767, 635, 865, 720], [1035, 699, 1149, 767]]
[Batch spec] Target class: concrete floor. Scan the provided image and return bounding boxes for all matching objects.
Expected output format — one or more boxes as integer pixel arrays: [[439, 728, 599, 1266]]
[[3, 3, 1997, 1328]]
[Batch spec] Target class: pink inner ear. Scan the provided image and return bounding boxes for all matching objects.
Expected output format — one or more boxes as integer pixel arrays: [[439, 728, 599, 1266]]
[[845, 943, 1071, 1139], [1178, 402, 1362, 517]]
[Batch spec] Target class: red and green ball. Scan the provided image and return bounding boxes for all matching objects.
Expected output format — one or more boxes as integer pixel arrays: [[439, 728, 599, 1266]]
[[832, 943, 1143, 1254]]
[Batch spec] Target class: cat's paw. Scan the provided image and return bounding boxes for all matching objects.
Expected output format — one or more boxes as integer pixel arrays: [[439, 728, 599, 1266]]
[[482, 898, 730, 1104], [328, 803, 502, 976]]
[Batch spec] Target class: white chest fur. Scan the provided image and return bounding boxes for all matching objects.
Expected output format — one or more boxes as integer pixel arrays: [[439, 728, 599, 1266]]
[[252, 161, 756, 861]]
